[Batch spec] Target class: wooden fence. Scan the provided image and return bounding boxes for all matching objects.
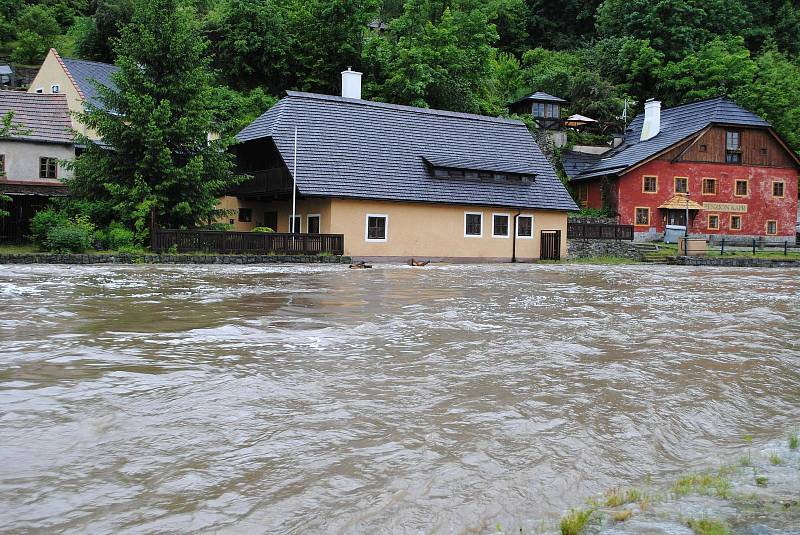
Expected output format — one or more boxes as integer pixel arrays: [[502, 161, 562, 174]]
[[567, 222, 634, 241], [151, 229, 345, 255]]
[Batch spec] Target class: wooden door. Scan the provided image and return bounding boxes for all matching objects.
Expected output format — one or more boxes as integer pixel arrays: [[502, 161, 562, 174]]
[[540, 230, 561, 260]]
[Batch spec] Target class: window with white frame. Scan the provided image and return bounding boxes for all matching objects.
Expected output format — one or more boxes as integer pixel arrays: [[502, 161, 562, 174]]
[[464, 212, 482, 237], [288, 215, 301, 233], [516, 215, 533, 238], [307, 214, 320, 234], [365, 214, 387, 241], [34, 87, 43, 94], [492, 214, 510, 237]]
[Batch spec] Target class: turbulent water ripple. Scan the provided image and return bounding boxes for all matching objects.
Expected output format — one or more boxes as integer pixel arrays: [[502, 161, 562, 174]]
[[0, 264, 799, 534]]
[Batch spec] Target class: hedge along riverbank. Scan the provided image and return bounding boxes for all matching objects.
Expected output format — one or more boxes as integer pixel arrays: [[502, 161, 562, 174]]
[[0, 254, 353, 265]]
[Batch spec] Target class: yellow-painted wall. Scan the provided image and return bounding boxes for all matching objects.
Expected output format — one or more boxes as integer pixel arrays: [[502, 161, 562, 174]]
[[217, 196, 332, 233], [329, 198, 567, 260], [217, 196, 568, 261], [28, 49, 98, 139]]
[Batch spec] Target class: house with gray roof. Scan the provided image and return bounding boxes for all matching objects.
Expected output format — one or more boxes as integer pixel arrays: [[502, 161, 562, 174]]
[[28, 48, 118, 139], [229, 70, 576, 261], [0, 90, 72, 242], [565, 97, 800, 242]]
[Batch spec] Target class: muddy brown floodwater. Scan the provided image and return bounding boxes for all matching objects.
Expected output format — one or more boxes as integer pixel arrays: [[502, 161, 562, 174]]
[[0, 264, 798, 534]]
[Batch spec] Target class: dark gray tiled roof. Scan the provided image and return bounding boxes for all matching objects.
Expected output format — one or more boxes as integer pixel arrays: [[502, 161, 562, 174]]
[[237, 91, 577, 211], [572, 97, 772, 180], [0, 90, 72, 144], [62, 57, 118, 110], [562, 150, 602, 179], [511, 91, 567, 105]]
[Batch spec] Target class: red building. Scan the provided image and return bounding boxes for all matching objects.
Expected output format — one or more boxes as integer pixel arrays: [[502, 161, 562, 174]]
[[564, 98, 800, 242]]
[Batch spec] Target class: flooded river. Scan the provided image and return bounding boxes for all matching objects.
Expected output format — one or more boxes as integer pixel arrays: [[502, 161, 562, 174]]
[[1, 264, 798, 534]]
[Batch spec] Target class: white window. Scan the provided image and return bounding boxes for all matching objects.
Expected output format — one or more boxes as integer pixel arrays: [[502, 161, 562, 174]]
[[306, 214, 320, 234], [51, 84, 60, 93], [365, 214, 388, 242], [464, 212, 482, 237], [288, 215, 301, 233], [492, 213, 510, 238], [516, 215, 534, 239], [34, 87, 43, 94]]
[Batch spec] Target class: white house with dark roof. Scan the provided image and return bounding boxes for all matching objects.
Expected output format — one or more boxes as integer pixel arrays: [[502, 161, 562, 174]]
[[228, 70, 577, 261], [0, 90, 72, 241], [28, 48, 118, 140]]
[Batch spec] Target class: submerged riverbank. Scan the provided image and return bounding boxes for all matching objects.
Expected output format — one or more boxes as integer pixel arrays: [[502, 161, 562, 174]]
[[548, 432, 800, 535], [1, 264, 798, 533]]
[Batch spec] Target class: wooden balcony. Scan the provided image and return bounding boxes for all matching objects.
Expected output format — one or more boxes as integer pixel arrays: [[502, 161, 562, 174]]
[[151, 229, 344, 255], [231, 168, 294, 197]]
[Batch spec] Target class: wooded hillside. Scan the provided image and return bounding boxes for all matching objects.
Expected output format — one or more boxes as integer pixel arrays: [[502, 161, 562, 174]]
[[2, 0, 799, 152]]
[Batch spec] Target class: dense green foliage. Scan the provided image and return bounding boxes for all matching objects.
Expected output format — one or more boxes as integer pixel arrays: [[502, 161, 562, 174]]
[[68, 0, 243, 240], [3, 0, 796, 153]]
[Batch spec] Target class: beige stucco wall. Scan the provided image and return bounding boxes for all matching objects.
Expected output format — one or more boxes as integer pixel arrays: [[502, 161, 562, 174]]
[[329, 198, 567, 260], [218, 196, 568, 260], [28, 49, 97, 139], [217, 196, 332, 233], [0, 139, 72, 184]]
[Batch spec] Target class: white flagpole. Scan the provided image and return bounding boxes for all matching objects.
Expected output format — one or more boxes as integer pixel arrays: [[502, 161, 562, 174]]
[[292, 127, 298, 234]]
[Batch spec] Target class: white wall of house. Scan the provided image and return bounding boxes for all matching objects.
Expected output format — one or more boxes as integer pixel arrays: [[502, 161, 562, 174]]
[[0, 139, 73, 184]]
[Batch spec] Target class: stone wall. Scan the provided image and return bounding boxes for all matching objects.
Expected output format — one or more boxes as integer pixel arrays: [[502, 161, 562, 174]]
[[669, 256, 800, 268], [0, 253, 352, 265], [568, 215, 619, 225], [567, 239, 644, 260]]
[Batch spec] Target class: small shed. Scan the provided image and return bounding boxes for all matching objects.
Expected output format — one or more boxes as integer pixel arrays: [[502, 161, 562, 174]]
[[508, 91, 567, 127], [0, 65, 15, 87]]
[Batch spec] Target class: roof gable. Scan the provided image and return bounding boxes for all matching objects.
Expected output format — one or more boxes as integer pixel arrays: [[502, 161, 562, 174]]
[[237, 92, 577, 211], [0, 90, 72, 144], [572, 97, 787, 179]]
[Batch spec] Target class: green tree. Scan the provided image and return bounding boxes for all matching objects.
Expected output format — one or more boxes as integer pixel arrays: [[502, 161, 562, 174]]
[[519, 47, 623, 121], [657, 36, 757, 105], [207, 0, 289, 92], [733, 45, 800, 152], [285, 0, 380, 93], [68, 0, 242, 240], [10, 5, 61, 63], [75, 0, 133, 62], [363, 0, 498, 113], [584, 37, 664, 114], [596, 0, 752, 60]]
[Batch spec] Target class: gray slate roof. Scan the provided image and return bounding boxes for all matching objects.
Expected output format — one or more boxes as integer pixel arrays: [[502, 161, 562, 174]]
[[570, 97, 772, 180], [562, 150, 602, 178], [511, 92, 567, 105], [0, 90, 72, 144], [62, 57, 118, 110], [237, 91, 577, 211]]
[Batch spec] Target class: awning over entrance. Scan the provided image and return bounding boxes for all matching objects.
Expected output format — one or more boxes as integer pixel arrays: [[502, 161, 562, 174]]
[[659, 194, 703, 210]]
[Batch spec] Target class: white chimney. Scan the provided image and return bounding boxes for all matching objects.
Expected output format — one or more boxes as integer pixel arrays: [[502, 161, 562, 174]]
[[341, 67, 362, 99], [640, 99, 661, 141]]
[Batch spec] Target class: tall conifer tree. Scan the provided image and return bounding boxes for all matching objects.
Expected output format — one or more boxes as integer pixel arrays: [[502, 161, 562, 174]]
[[69, 0, 241, 239]]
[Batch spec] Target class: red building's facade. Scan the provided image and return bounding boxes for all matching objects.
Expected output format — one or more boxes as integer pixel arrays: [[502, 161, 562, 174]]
[[568, 99, 800, 242]]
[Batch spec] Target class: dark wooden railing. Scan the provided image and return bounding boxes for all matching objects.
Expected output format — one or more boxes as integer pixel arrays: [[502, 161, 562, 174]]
[[567, 222, 634, 241], [151, 229, 344, 255], [231, 168, 293, 196]]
